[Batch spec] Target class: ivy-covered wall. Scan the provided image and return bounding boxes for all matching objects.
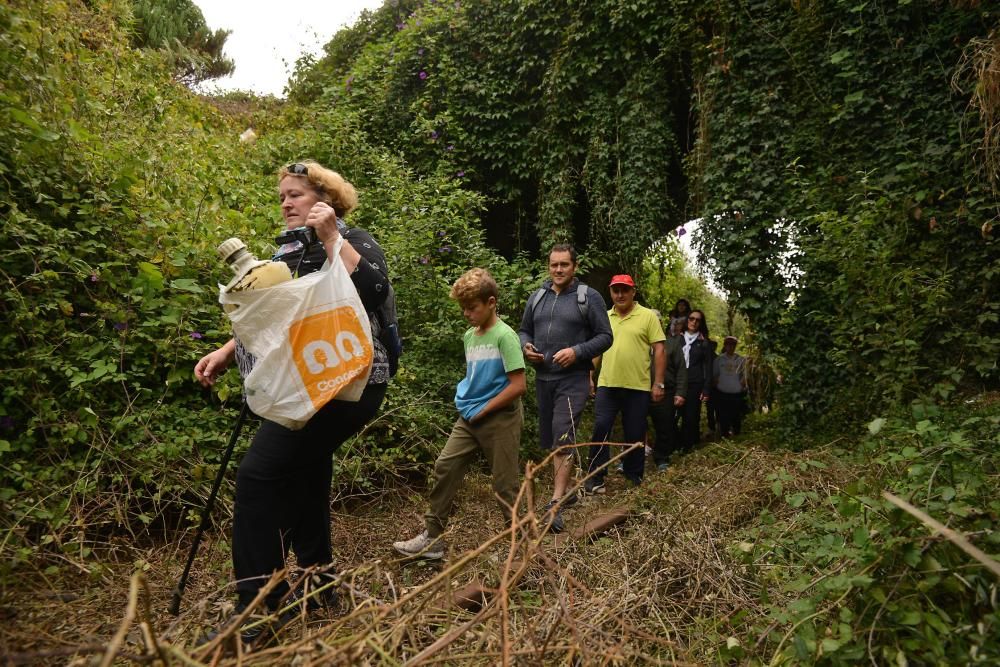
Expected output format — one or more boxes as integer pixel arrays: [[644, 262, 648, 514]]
[[293, 0, 999, 423], [695, 0, 999, 422]]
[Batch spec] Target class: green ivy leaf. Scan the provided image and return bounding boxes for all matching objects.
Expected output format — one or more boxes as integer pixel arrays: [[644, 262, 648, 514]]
[[169, 278, 204, 293]]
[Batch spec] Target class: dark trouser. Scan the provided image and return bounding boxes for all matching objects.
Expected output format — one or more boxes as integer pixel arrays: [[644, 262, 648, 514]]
[[588, 387, 650, 485], [681, 383, 704, 452], [233, 382, 386, 608], [536, 374, 590, 456], [424, 401, 523, 537], [706, 393, 718, 431], [717, 391, 745, 436], [649, 393, 681, 465]]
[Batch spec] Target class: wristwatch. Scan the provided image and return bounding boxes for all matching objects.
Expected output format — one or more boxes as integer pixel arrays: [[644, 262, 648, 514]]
[[655, 382, 666, 389]]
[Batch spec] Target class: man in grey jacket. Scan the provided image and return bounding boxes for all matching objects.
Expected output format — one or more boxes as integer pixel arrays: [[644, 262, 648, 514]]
[[519, 244, 612, 531]]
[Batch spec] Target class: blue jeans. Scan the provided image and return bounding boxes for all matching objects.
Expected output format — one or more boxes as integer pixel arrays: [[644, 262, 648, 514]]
[[588, 387, 651, 485]]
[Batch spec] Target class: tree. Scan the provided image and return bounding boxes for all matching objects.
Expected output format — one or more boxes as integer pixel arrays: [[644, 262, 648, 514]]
[[130, 0, 234, 85]]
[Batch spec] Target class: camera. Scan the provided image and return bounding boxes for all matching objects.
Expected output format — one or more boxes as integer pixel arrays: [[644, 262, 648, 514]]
[[275, 226, 317, 247]]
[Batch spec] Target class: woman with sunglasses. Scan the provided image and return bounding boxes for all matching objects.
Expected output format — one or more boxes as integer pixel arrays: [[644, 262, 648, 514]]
[[679, 309, 715, 452], [194, 160, 391, 644]]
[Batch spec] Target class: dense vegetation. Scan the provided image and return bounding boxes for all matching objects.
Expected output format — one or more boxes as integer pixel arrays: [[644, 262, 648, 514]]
[[1, 0, 998, 664], [291, 0, 999, 424]]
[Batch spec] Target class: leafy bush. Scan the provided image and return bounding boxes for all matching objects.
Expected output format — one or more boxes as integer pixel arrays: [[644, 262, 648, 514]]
[[693, 0, 1000, 423], [0, 0, 528, 571], [714, 400, 1000, 665]]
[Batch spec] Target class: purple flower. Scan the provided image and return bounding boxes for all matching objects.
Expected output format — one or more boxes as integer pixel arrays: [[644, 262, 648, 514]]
[[430, 130, 439, 139], [437, 230, 446, 237], [113, 322, 127, 331], [676, 226, 687, 237], [419, 256, 430, 265], [396, 22, 404, 30], [446, 144, 454, 151], [456, 170, 465, 177], [438, 245, 452, 253], [418, 48, 425, 56], [89, 273, 98, 282], [189, 331, 204, 340], [419, 70, 428, 80]]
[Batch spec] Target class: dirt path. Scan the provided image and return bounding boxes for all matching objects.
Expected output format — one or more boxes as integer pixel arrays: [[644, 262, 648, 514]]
[[1, 435, 845, 664]]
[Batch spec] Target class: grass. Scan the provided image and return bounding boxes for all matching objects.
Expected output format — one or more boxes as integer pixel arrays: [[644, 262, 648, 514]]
[[2, 397, 997, 665]]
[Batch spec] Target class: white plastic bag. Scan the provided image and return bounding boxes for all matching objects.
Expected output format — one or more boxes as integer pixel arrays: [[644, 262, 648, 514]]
[[219, 238, 373, 430]]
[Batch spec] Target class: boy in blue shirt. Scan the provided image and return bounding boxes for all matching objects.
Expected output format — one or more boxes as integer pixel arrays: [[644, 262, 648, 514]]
[[393, 269, 526, 560]]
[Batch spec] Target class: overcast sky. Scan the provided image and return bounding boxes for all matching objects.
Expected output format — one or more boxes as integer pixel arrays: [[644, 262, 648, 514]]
[[194, 0, 384, 97]]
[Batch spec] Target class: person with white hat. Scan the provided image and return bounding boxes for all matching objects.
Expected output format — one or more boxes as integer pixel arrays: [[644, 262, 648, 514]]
[[713, 335, 747, 437]]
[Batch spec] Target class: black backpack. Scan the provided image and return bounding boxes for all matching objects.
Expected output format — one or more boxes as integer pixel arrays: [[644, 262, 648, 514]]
[[376, 283, 402, 377]]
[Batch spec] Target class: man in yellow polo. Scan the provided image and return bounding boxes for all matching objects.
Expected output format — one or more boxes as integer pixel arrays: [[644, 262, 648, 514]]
[[585, 275, 667, 492]]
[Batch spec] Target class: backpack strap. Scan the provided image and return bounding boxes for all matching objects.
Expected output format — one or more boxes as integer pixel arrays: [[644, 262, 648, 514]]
[[529, 284, 589, 322], [527, 287, 546, 315], [576, 283, 589, 321]]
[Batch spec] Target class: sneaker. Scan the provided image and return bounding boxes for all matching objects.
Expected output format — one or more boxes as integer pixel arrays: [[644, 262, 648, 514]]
[[540, 500, 565, 534], [583, 479, 606, 495], [393, 531, 445, 560], [657, 463, 669, 473], [614, 462, 624, 473]]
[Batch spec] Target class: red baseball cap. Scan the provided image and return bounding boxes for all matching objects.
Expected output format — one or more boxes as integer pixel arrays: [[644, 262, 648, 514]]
[[609, 274, 635, 288]]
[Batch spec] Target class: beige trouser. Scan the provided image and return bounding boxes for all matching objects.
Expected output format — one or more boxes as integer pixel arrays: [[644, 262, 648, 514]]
[[424, 400, 523, 537]]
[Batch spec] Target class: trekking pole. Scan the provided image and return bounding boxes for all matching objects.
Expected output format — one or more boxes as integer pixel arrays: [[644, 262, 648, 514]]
[[169, 402, 250, 616]]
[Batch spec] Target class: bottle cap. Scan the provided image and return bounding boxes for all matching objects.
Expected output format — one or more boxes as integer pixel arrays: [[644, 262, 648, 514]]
[[218, 238, 247, 263]]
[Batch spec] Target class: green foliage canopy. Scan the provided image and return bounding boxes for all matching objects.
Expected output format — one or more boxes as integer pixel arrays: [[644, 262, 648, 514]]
[[130, 0, 234, 85], [290, 0, 999, 423]]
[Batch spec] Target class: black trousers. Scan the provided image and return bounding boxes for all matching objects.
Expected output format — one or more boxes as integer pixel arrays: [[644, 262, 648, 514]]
[[232, 382, 386, 607], [588, 387, 650, 485], [681, 382, 704, 452], [717, 391, 745, 436], [648, 393, 681, 465]]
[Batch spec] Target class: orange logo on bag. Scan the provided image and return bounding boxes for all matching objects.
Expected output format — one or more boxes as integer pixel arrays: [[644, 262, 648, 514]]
[[288, 307, 372, 408]]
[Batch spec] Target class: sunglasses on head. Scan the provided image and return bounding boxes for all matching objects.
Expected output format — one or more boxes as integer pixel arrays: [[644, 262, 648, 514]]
[[287, 162, 309, 175]]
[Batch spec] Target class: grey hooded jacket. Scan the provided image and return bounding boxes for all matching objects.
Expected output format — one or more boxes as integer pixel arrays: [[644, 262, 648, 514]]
[[518, 278, 613, 381]]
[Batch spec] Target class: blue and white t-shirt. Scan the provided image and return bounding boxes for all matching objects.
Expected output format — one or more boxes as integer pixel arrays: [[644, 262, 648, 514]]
[[454, 319, 525, 420]]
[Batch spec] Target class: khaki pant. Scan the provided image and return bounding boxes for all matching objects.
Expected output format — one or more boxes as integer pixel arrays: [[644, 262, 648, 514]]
[[424, 400, 523, 537]]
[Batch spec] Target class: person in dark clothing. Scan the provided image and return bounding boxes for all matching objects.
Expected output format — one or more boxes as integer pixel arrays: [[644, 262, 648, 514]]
[[679, 309, 714, 452], [518, 244, 612, 531], [194, 161, 390, 644], [647, 311, 688, 471]]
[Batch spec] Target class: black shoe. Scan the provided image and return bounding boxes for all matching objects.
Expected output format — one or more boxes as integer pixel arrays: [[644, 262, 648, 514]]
[[197, 603, 285, 649], [540, 499, 565, 534], [583, 479, 606, 495], [284, 572, 340, 614], [558, 490, 579, 509]]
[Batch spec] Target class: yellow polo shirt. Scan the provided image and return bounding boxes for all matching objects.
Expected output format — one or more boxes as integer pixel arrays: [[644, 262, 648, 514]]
[[597, 303, 666, 391]]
